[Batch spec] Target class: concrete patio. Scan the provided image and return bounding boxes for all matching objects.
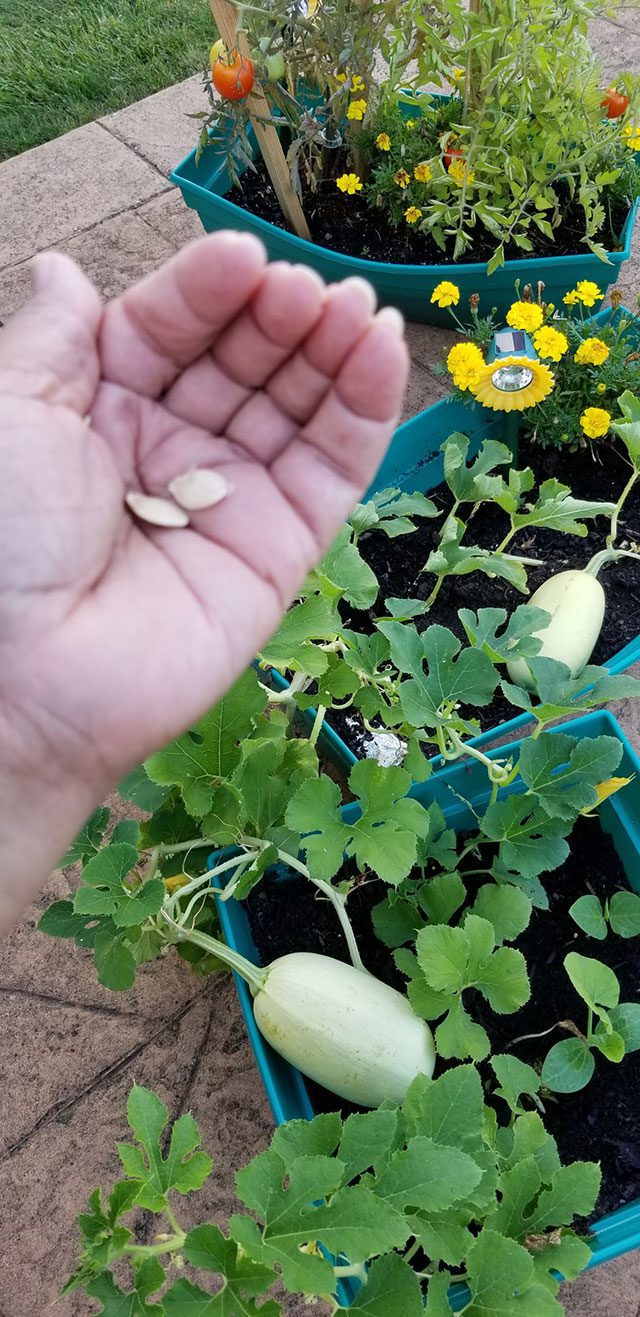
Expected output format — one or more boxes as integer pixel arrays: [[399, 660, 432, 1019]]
[[2, 10, 640, 1314]]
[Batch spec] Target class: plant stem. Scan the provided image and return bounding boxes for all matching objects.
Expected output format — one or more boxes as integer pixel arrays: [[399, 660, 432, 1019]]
[[403, 1238, 422, 1264], [441, 725, 513, 784], [607, 468, 639, 546], [164, 1202, 184, 1237], [168, 853, 256, 919], [161, 910, 268, 993], [241, 837, 365, 973], [309, 703, 327, 748], [586, 545, 640, 577], [125, 1233, 185, 1260], [159, 837, 217, 856], [313, 879, 366, 974], [333, 1262, 368, 1281]]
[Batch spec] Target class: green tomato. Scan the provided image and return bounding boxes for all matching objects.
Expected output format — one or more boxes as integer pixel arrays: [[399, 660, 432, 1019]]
[[265, 51, 286, 81]]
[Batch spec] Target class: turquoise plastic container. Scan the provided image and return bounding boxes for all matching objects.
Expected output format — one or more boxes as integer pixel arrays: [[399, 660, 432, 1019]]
[[212, 710, 640, 1299], [171, 127, 638, 325]]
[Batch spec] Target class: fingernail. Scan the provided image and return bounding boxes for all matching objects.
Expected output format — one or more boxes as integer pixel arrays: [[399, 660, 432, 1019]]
[[375, 306, 405, 337], [31, 253, 55, 293], [340, 276, 377, 312]]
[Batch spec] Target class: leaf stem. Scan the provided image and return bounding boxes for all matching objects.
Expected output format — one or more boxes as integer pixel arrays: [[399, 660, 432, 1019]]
[[309, 703, 328, 748], [241, 837, 365, 973], [160, 910, 268, 993], [607, 468, 639, 547], [585, 545, 640, 577], [168, 853, 256, 920]]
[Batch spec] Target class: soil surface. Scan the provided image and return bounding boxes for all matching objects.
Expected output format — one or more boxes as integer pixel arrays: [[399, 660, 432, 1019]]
[[324, 431, 640, 759], [227, 154, 632, 266], [246, 815, 640, 1221]]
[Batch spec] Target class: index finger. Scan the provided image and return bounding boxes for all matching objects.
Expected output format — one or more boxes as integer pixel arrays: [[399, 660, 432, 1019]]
[[99, 231, 268, 397]]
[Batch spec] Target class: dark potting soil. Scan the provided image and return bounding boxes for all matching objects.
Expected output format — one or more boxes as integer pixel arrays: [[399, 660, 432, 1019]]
[[226, 154, 632, 267], [326, 431, 640, 759], [245, 815, 640, 1221]]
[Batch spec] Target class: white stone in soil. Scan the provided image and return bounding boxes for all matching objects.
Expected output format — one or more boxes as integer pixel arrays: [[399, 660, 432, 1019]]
[[364, 731, 407, 768]]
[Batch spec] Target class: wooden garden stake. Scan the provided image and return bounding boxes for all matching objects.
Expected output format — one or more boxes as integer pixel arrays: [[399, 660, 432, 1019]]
[[209, 0, 311, 240]]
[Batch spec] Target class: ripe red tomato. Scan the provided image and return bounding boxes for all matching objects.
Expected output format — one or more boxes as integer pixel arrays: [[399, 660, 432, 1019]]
[[444, 146, 463, 168], [601, 86, 629, 119], [212, 52, 255, 101]]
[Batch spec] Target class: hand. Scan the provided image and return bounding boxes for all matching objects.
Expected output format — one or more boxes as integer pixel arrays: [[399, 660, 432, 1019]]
[[0, 234, 408, 926]]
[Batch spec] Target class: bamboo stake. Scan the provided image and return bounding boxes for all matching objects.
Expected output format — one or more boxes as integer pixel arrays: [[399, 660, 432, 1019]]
[[209, 0, 311, 240], [466, 0, 483, 113]]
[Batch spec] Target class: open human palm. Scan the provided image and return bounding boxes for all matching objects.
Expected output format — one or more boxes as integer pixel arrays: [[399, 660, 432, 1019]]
[[0, 232, 408, 803]]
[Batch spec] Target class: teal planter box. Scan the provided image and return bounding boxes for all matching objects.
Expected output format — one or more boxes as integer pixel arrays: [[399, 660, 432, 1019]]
[[171, 131, 638, 325], [212, 710, 640, 1299]]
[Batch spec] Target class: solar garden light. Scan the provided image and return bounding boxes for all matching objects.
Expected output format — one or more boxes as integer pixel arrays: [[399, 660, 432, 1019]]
[[485, 327, 539, 456]]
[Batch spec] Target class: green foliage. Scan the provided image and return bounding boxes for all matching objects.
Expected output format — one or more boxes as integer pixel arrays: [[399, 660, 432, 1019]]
[[286, 758, 430, 885], [1, 0, 212, 163], [542, 953, 640, 1093], [146, 669, 267, 816], [502, 658, 640, 729], [349, 488, 438, 539], [64, 1079, 600, 1314], [406, 913, 530, 1061], [570, 889, 640, 939]]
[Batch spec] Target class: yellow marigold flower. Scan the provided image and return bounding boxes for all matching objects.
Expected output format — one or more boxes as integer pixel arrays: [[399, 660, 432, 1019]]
[[447, 341, 485, 390], [406, 118, 418, 129], [335, 71, 347, 83], [576, 280, 603, 308], [405, 205, 423, 224], [581, 406, 611, 438], [376, 132, 391, 151], [532, 325, 569, 362], [575, 337, 610, 366], [563, 290, 580, 306], [448, 158, 474, 186], [394, 168, 410, 188], [451, 66, 465, 84], [336, 172, 363, 195], [471, 356, 554, 412], [506, 301, 544, 332], [431, 280, 460, 308], [414, 161, 433, 183], [351, 74, 365, 92], [347, 98, 367, 121], [624, 123, 640, 151], [597, 381, 607, 394]]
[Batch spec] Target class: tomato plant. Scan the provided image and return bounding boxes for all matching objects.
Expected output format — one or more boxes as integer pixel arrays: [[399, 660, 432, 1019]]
[[212, 51, 255, 101], [209, 38, 226, 67], [601, 87, 629, 118], [264, 50, 286, 82]]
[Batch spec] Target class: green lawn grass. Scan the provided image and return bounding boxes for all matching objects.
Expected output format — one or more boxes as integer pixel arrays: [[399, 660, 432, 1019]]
[[0, 0, 213, 161]]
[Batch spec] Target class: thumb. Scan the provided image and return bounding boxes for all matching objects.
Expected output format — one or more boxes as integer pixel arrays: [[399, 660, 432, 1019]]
[[0, 251, 102, 413]]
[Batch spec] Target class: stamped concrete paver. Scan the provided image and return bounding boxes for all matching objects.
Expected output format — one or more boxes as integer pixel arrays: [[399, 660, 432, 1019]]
[[0, 122, 166, 267], [139, 185, 207, 250], [100, 74, 206, 178]]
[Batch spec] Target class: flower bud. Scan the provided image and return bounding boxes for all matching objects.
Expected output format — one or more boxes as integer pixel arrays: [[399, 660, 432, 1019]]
[[611, 287, 623, 309], [469, 292, 480, 310], [522, 283, 533, 303]]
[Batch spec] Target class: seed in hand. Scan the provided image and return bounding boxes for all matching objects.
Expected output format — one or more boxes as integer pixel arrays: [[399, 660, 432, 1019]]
[[168, 468, 233, 511], [125, 491, 190, 528]]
